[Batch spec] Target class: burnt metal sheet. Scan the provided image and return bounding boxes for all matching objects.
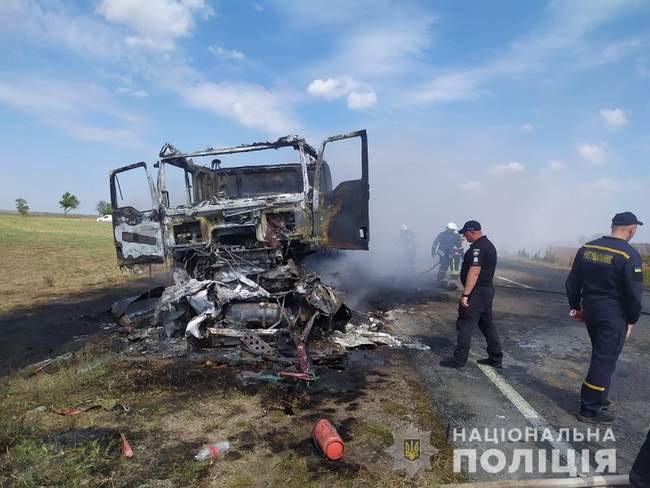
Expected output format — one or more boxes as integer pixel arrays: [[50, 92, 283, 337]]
[[314, 129, 370, 250]]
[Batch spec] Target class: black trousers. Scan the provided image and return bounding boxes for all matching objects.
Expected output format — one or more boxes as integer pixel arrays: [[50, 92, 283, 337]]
[[437, 253, 451, 281], [453, 286, 503, 364], [581, 306, 627, 414], [630, 429, 650, 488]]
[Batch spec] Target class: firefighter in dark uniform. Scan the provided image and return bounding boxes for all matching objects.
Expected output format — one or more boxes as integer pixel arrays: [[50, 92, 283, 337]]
[[432, 223, 463, 282], [440, 220, 503, 368], [565, 212, 644, 424], [397, 224, 416, 273]]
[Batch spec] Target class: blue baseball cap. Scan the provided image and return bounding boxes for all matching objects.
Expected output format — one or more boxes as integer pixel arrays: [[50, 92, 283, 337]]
[[458, 220, 481, 235], [612, 212, 643, 226]]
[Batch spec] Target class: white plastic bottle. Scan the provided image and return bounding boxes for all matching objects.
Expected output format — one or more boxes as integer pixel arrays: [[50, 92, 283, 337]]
[[194, 441, 230, 461]]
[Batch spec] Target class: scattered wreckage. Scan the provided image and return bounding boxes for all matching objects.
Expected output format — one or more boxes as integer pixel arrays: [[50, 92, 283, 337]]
[[109, 131, 426, 383]]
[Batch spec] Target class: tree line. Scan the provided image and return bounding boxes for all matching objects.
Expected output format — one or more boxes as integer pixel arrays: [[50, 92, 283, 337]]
[[14, 195, 112, 216]]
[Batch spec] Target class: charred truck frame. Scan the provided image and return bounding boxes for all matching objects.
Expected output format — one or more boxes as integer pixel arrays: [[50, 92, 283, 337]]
[[108, 131, 369, 382], [109, 130, 369, 278]]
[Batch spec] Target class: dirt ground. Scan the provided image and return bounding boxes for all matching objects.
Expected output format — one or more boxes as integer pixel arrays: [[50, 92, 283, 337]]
[[0, 341, 460, 487]]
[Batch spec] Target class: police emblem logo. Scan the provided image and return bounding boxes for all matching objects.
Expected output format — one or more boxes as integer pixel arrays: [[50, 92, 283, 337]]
[[473, 249, 480, 256], [385, 424, 438, 479], [403, 439, 421, 461]]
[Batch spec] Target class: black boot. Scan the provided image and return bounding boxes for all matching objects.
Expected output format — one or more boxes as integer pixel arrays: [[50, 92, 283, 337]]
[[440, 357, 466, 369], [577, 409, 615, 425], [477, 357, 503, 369]]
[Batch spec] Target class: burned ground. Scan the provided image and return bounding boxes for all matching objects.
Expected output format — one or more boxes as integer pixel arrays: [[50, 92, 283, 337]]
[[0, 342, 460, 487]]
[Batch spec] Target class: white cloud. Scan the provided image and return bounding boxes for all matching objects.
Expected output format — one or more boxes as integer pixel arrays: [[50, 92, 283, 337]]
[[97, 0, 214, 51], [577, 143, 607, 164], [406, 72, 482, 104], [491, 162, 525, 174], [580, 37, 646, 68], [0, 1, 127, 61], [346, 91, 377, 109], [58, 122, 143, 148], [208, 45, 245, 61], [600, 108, 627, 131], [547, 160, 566, 171], [0, 77, 147, 149], [307, 77, 376, 109], [520, 122, 535, 132], [580, 178, 622, 195], [116, 86, 148, 97], [459, 181, 481, 192], [408, 1, 638, 105], [291, 1, 437, 79], [178, 81, 298, 134], [0, 1, 300, 135], [307, 78, 357, 100]]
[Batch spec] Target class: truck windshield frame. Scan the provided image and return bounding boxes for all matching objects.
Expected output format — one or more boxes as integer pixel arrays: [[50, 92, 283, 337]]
[[157, 137, 314, 208]]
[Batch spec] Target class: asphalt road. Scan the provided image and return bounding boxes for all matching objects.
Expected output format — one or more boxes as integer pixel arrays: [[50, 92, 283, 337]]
[[379, 258, 649, 482]]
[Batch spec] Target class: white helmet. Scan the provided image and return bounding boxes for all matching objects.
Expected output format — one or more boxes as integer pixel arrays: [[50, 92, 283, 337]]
[[446, 222, 458, 231], [400, 224, 408, 231]]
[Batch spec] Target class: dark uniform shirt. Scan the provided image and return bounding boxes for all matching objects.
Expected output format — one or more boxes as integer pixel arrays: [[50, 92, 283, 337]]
[[566, 236, 644, 324], [460, 235, 497, 287], [432, 229, 462, 256]]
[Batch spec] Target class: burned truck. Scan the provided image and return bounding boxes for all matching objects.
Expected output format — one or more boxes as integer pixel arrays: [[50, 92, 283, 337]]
[[108, 131, 370, 380], [109, 130, 368, 278]]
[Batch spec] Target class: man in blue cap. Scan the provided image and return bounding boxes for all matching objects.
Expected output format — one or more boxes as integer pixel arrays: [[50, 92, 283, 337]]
[[566, 211, 644, 424], [440, 220, 503, 369]]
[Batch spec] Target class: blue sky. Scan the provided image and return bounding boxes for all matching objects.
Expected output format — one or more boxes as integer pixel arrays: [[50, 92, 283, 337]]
[[1, 0, 649, 248]]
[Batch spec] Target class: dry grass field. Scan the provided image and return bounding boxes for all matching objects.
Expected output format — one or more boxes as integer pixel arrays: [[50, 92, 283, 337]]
[[0, 214, 163, 314]]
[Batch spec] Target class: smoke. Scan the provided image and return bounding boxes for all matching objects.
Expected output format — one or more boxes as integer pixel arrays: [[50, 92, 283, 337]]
[[355, 123, 649, 269]]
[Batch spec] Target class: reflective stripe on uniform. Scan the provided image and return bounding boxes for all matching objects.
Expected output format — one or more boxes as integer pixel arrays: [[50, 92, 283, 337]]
[[583, 380, 606, 392], [583, 244, 630, 260]]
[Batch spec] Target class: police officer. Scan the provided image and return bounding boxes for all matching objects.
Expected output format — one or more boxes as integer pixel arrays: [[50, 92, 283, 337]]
[[432, 223, 463, 282], [565, 212, 644, 424], [440, 220, 503, 368]]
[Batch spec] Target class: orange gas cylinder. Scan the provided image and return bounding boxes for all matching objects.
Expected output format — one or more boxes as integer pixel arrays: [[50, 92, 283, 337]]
[[312, 419, 344, 461]]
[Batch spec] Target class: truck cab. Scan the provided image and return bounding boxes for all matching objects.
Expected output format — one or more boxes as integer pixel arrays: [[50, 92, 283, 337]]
[[109, 131, 369, 281]]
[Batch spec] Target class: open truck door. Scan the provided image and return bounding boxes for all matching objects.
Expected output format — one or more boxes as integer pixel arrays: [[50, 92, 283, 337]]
[[313, 130, 369, 250], [110, 162, 165, 266]]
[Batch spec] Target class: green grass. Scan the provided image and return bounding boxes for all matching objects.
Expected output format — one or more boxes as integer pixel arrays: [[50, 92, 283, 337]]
[[0, 213, 164, 313], [6, 438, 115, 487]]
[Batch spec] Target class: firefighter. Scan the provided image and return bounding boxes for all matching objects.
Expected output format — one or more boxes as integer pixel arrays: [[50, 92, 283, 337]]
[[397, 224, 416, 273], [432, 223, 463, 282], [565, 212, 644, 424], [440, 220, 503, 369]]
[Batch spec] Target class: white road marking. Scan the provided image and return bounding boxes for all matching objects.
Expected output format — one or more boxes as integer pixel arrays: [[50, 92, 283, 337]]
[[496, 275, 533, 289], [476, 362, 596, 474]]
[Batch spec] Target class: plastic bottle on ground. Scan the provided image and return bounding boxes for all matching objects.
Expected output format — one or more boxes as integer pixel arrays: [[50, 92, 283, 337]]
[[194, 441, 230, 461]]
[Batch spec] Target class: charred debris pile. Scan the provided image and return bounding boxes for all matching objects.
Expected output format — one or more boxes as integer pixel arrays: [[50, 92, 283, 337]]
[[111, 259, 428, 384]]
